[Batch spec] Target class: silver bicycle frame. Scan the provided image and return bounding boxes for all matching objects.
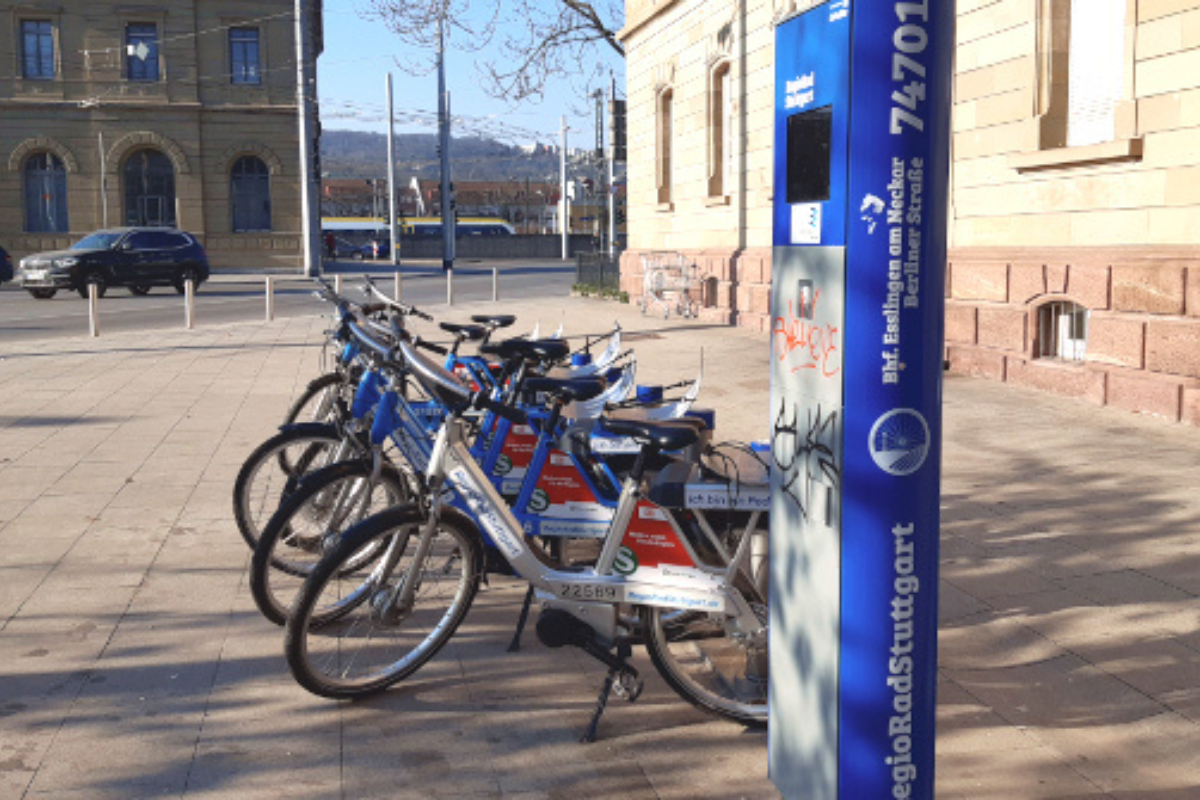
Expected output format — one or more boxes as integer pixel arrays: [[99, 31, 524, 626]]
[[406, 418, 756, 642]]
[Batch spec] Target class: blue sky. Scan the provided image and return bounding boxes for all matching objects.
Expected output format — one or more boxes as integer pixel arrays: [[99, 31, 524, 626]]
[[319, 3, 625, 147]]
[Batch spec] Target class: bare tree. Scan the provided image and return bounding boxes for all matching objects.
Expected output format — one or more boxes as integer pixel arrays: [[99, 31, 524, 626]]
[[365, 0, 623, 102]]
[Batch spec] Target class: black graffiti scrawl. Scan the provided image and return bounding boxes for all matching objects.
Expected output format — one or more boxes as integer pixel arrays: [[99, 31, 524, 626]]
[[771, 398, 841, 524]]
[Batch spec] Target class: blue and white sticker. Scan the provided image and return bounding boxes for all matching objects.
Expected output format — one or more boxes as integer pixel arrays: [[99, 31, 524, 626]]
[[868, 408, 930, 476]]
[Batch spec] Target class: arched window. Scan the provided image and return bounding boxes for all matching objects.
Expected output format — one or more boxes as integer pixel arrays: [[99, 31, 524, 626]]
[[230, 155, 271, 232], [1037, 300, 1089, 361], [709, 61, 733, 198], [657, 88, 674, 205], [1066, 0, 1126, 146], [23, 152, 68, 232], [124, 149, 176, 227]]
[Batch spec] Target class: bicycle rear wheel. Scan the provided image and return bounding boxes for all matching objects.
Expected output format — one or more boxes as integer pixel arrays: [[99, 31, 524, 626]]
[[232, 423, 352, 551], [249, 460, 411, 625], [284, 505, 482, 699], [641, 580, 768, 725]]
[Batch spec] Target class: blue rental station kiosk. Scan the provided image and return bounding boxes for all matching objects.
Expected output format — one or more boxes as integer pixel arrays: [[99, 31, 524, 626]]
[[768, 1, 951, 798]]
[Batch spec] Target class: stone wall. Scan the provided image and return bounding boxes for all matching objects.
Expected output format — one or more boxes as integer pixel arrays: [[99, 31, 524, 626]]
[[947, 246, 1200, 425], [620, 246, 772, 330]]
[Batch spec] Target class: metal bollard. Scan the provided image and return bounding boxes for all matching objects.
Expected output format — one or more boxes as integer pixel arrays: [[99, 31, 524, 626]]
[[265, 275, 275, 321], [393, 272, 402, 301], [492, 267, 499, 302], [446, 268, 454, 305], [334, 274, 343, 295], [88, 283, 99, 337], [185, 279, 195, 329]]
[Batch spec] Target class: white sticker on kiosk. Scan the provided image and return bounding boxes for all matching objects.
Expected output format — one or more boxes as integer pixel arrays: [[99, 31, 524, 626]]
[[791, 203, 822, 244]]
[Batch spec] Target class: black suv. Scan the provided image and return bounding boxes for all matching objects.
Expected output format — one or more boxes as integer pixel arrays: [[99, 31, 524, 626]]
[[17, 228, 210, 299]]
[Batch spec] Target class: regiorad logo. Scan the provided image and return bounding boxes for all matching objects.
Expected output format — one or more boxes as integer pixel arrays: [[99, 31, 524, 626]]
[[868, 408, 930, 476], [493, 454, 513, 476]]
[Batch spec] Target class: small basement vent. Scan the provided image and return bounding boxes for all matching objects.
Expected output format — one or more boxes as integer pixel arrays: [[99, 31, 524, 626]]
[[1037, 301, 1089, 361]]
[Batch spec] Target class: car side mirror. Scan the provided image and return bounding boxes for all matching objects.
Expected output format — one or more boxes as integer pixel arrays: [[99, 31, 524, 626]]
[[119, 242, 133, 251]]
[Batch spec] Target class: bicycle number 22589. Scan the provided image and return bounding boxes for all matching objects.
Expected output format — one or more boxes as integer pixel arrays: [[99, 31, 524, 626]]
[[559, 584, 618, 601]]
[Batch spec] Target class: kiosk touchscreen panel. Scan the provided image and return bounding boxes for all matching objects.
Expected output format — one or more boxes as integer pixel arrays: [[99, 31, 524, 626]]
[[786, 105, 833, 204]]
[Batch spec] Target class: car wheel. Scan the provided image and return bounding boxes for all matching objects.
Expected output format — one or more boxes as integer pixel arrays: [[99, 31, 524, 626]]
[[28, 288, 57, 300], [77, 271, 107, 299], [174, 267, 201, 294], [129, 285, 152, 296]]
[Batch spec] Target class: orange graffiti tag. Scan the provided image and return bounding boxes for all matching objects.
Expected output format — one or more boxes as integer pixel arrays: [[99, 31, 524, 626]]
[[772, 291, 841, 377]]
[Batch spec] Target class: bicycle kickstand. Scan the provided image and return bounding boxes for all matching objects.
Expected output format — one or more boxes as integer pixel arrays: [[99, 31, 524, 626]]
[[506, 585, 536, 652], [581, 640, 642, 743]]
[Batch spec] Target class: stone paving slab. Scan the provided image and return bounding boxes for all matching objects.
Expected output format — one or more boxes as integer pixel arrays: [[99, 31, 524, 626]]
[[1, 288, 1199, 798]]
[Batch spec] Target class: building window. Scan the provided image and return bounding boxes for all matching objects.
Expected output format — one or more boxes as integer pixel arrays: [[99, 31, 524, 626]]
[[1037, 301, 1089, 361], [124, 149, 176, 227], [21, 20, 55, 80], [23, 153, 68, 232], [1066, 0, 1125, 147], [231, 156, 271, 231], [657, 88, 673, 205], [126, 23, 160, 82], [230, 27, 261, 85], [709, 62, 733, 198], [1034, 0, 1130, 150]]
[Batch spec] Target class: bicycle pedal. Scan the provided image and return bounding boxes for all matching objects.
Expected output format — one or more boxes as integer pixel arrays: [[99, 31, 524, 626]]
[[612, 671, 643, 702]]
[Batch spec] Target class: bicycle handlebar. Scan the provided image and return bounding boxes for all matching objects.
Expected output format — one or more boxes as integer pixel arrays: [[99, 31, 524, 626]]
[[362, 276, 434, 321]]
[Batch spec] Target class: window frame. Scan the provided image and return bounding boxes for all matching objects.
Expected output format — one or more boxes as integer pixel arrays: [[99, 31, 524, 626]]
[[708, 60, 733, 200], [20, 19, 56, 81], [1014, 0, 1139, 170], [22, 151, 69, 233], [230, 155, 272, 233], [1036, 300, 1089, 362], [657, 87, 674, 207], [123, 148, 177, 228], [229, 27, 262, 85], [125, 22, 161, 83]]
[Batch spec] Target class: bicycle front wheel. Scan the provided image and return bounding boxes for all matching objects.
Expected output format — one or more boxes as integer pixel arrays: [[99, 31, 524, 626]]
[[249, 460, 411, 625], [232, 423, 352, 551], [641, 582, 769, 725], [284, 505, 483, 699]]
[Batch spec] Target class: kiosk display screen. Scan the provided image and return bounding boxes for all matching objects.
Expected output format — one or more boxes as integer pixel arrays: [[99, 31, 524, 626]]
[[785, 105, 833, 204]]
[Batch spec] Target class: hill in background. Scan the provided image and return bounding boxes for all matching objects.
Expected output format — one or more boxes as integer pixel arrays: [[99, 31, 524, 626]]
[[321, 129, 568, 181]]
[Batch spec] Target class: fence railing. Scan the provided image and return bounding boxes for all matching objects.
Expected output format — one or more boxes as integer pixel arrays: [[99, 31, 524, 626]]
[[575, 252, 621, 292]]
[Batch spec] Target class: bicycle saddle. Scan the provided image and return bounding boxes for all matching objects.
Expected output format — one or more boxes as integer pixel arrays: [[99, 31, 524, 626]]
[[470, 314, 516, 328], [608, 407, 710, 431], [600, 418, 700, 452], [439, 322, 487, 341], [523, 376, 607, 403], [480, 338, 571, 364]]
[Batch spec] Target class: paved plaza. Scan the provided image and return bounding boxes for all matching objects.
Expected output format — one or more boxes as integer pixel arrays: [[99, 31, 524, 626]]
[[1, 285, 1199, 798]]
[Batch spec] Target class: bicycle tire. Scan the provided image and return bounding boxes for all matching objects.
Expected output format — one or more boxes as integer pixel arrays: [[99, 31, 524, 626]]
[[284, 504, 483, 699], [232, 423, 351, 551], [640, 575, 769, 726], [249, 459, 411, 625], [284, 370, 358, 427]]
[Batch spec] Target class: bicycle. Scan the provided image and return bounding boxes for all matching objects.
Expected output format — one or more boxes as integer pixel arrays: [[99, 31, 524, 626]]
[[282, 332, 768, 741]]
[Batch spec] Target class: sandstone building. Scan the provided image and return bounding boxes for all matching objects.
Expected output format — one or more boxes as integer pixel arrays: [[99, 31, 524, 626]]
[[0, 0, 319, 269], [619, 0, 1200, 425]]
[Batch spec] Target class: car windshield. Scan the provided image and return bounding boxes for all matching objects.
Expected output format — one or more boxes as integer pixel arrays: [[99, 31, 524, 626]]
[[71, 232, 124, 251]]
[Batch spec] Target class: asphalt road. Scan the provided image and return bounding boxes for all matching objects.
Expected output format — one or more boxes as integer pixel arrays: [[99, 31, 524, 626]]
[[0, 259, 576, 343]]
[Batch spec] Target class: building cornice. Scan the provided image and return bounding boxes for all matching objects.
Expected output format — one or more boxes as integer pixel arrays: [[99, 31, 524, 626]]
[[618, 0, 680, 43]]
